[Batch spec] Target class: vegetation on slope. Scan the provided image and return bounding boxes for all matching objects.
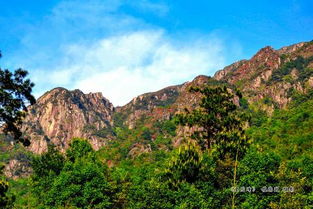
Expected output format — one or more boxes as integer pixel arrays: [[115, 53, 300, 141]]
[[1, 42, 313, 207], [1, 83, 310, 208]]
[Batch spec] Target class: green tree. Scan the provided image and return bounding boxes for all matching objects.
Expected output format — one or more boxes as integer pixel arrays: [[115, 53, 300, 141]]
[[31, 138, 114, 208], [163, 140, 204, 188], [175, 86, 249, 157], [32, 144, 65, 178], [46, 159, 113, 208], [0, 164, 14, 208], [140, 127, 152, 141], [66, 138, 94, 162], [175, 85, 250, 208], [237, 149, 281, 208], [0, 52, 36, 145], [126, 147, 215, 209], [31, 144, 65, 205]]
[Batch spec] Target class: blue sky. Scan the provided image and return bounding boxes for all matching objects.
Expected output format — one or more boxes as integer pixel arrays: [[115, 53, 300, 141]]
[[0, 0, 312, 105]]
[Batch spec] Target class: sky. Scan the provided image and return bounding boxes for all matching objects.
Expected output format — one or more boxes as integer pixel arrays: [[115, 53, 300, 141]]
[[0, 0, 312, 106]]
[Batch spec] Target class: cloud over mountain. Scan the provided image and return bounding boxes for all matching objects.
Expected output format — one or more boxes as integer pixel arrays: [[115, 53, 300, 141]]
[[3, 0, 235, 105]]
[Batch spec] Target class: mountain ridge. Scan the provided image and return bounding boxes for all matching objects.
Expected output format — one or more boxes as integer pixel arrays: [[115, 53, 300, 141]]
[[21, 87, 115, 154], [12, 40, 313, 155]]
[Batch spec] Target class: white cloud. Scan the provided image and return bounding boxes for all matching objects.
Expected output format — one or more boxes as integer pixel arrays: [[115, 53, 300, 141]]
[[6, 0, 235, 106], [42, 30, 225, 106]]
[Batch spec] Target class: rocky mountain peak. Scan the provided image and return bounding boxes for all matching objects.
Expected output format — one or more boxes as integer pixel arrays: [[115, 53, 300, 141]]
[[213, 40, 313, 111], [251, 46, 277, 62], [12, 40, 313, 155], [277, 42, 305, 55], [22, 88, 115, 154], [214, 45, 280, 84], [191, 75, 210, 85]]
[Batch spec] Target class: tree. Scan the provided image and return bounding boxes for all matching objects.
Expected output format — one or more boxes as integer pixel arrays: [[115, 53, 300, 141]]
[[0, 52, 36, 145], [31, 139, 114, 208], [0, 164, 14, 208], [31, 144, 65, 205], [163, 140, 204, 188], [237, 149, 281, 208], [32, 144, 65, 178], [175, 86, 249, 157], [46, 159, 113, 208], [66, 138, 94, 162], [175, 85, 250, 208]]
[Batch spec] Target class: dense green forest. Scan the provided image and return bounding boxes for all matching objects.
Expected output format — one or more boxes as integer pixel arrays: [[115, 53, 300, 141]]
[[1, 84, 312, 209]]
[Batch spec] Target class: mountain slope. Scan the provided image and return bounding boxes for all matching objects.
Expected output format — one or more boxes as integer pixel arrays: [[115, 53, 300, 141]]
[[214, 41, 313, 111], [22, 88, 114, 153], [2, 40, 313, 208], [8, 40, 313, 155]]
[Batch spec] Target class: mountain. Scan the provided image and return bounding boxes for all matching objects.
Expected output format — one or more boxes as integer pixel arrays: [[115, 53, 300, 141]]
[[214, 42, 313, 111], [116, 75, 216, 129], [5, 40, 313, 156], [21, 87, 114, 154], [118, 41, 313, 131], [112, 41, 313, 152], [2, 40, 312, 207]]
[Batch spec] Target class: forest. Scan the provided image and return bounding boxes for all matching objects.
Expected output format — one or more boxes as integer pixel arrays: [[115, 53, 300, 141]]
[[1, 80, 312, 208]]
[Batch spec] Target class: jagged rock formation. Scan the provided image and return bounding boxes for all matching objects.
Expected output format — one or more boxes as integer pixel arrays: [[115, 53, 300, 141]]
[[116, 41, 313, 157], [4, 158, 32, 180], [115, 75, 225, 157], [214, 41, 313, 111], [1, 39, 312, 180], [22, 88, 114, 154], [116, 41, 313, 133], [116, 75, 222, 130], [116, 84, 182, 129], [9, 40, 313, 155], [2, 40, 313, 178]]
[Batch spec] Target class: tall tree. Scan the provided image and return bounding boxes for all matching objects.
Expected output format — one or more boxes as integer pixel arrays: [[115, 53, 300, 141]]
[[31, 139, 114, 208], [0, 52, 36, 145], [163, 140, 204, 188], [175, 85, 250, 208], [175, 85, 249, 159]]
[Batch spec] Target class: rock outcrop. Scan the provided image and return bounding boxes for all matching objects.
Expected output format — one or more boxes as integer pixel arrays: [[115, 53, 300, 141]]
[[19, 40, 313, 154], [2, 40, 313, 178], [22, 88, 114, 154], [116, 75, 217, 130], [214, 41, 313, 110]]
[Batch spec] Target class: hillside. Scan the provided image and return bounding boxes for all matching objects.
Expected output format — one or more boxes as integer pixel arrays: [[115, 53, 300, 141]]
[[1, 40, 312, 208], [2, 41, 311, 157], [21, 87, 115, 154], [214, 42, 313, 111]]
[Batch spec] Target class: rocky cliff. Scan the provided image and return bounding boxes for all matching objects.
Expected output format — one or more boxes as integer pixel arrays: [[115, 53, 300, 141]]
[[2, 40, 313, 178], [21, 88, 114, 154], [10, 40, 313, 154], [116, 75, 218, 129], [214, 41, 313, 111]]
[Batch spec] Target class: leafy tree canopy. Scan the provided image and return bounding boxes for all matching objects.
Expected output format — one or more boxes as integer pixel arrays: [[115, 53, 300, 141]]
[[0, 52, 36, 146], [175, 85, 250, 160]]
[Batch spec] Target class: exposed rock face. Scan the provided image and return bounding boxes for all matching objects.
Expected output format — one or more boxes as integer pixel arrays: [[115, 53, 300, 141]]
[[116, 75, 215, 130], [11, 41, 313, 155], [116, 84, 182, 129], [22, 88, 114, 154], [3, 40, 313, 179], [128, 143, 152, 159], [277, 42, 305, 55], [214, 60, 247, 81], [4, 158, 32, 180], [214, 46, 281, 84], [115, 75, 223, 152], [214, 41, 313, 110]]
